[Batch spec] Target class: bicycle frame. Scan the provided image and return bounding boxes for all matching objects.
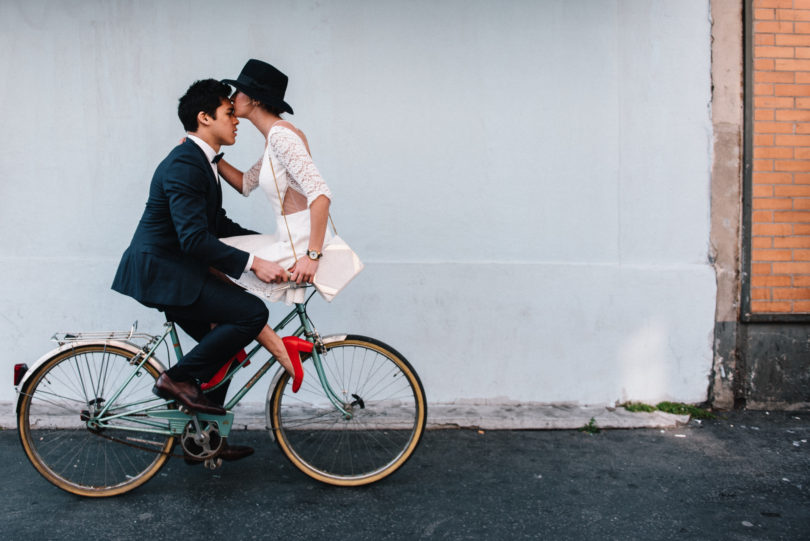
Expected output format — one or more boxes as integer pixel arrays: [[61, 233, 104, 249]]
[[88, 289, 352, 438]]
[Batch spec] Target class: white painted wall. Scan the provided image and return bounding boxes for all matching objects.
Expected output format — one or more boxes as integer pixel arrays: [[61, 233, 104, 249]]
[[0, 0, 714, 407]]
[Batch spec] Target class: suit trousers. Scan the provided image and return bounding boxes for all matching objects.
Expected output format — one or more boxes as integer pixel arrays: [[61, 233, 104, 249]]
[[156, 275, 268, 404]]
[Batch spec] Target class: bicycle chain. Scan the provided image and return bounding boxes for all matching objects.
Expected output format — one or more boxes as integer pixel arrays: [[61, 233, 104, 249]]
[[89, 429, 208, 462]]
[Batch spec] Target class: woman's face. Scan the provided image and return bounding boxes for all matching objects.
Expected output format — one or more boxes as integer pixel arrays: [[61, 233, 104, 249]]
[[231, 91, 253, 118]]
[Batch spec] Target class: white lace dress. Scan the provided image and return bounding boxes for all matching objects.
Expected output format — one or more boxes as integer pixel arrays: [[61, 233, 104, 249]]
[[221, 124, 333, 304]]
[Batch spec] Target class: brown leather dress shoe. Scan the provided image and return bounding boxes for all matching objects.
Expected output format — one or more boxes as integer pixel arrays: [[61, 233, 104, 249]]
[[152, 373, 226, 415], [218, 441, 255, 461], [182, 441, 253, 465]]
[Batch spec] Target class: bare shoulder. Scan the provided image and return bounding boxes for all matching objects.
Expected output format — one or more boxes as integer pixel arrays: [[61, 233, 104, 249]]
[[273, 120, 298, 133], [271, 120, 311, 153]]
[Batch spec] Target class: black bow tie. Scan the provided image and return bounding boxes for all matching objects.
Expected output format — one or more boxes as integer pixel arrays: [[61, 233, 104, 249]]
[[212, 153, 224, 164]]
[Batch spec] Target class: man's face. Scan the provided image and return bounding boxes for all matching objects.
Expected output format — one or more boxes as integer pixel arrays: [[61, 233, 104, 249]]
[[205, 98, 239, 146]]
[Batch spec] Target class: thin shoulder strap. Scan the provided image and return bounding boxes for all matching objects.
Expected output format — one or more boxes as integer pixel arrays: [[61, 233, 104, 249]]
[[267, 154, 298, 261]]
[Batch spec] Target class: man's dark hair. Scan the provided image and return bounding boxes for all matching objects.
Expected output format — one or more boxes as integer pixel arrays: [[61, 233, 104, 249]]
[[178, 79, 232, 132]]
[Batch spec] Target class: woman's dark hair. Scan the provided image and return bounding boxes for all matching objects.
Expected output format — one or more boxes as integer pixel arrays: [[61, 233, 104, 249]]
[[178, 79, 232, 132], [256, 101, 285, 117], [231, 89, 284, 116]]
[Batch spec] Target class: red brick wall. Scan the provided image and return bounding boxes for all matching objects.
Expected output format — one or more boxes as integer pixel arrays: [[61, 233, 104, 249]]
[[751, 0, 810, 313]]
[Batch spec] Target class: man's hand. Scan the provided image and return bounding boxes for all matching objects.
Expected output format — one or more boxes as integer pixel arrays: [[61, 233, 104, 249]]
[[251, 257, 289, 284]]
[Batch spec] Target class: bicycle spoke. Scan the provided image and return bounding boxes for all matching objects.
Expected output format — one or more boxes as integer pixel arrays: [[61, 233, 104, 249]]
[[27, 389, 87, 409], [43, 364, 88, 404], [82, 352, 100, 402]]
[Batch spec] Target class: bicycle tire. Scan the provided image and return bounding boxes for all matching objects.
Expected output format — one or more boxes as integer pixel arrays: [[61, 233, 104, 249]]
[[267, 335, 427, 486], [17, 343, 175, 497]]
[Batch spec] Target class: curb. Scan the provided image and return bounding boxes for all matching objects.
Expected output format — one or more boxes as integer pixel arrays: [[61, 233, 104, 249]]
[[0, 401, 689, 431], [424, 403, 690, 430]]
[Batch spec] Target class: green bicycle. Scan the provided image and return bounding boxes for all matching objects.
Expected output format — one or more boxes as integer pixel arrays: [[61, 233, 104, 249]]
[[14, 288, 427, 497]]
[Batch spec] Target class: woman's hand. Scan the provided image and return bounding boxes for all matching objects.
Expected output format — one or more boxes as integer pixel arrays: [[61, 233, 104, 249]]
[[289, 257, 319, 285], [252, 257, 289, 284]]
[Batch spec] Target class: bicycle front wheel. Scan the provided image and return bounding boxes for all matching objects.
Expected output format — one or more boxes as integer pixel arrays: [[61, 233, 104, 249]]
[[268, 335, 427, 486], [17, 343, 175, 497]]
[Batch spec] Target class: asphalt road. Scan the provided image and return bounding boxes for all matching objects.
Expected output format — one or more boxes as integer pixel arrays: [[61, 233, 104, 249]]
[[3, 411, 808, 540]]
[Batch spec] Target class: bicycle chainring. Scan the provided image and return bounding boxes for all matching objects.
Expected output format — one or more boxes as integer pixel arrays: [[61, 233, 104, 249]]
[[180, 420, 224, 460]]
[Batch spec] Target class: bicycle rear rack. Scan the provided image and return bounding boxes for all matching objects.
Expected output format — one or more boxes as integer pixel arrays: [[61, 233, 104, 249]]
[[51, 321, 157, 346]]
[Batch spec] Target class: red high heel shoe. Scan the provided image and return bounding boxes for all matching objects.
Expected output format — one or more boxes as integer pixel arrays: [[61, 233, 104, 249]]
[[282, 337, 313, 393], [201, 349, 249, 391]]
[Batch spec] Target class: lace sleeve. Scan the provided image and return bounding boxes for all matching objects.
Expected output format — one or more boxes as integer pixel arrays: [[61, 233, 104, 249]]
[[269, 126, 332, 206], [241, 158, 262, 196]]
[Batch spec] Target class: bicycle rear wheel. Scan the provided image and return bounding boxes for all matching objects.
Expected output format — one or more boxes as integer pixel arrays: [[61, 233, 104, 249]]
[[267, 335, 427, 486], [17, 343, 175, 497]]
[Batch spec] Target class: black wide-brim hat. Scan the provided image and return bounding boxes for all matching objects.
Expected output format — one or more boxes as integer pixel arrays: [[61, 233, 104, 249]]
[[222, 59, 294, 115]]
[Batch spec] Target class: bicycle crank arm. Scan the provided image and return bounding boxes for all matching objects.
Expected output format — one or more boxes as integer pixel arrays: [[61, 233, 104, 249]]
[[146, 410, 235, 438]]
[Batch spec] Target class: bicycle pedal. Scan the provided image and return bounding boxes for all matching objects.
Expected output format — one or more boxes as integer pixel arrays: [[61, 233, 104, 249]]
[[204, 457, 223, 470]]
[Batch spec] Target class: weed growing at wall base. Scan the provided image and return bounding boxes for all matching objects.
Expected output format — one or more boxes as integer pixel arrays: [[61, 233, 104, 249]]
[[579, 417, 600, 434], [622, 402, 657, 413], [621, 401, 716, 420], [656, 402, 716, 420]]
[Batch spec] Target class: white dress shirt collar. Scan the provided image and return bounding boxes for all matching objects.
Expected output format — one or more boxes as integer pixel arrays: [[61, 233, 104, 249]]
[[186, 133, 217, 161], [186, 134, 220, 179]]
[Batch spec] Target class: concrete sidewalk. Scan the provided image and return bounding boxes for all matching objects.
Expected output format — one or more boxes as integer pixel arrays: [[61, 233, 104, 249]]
[[421, 402, 688, 430], [0, 400, 689, 430]]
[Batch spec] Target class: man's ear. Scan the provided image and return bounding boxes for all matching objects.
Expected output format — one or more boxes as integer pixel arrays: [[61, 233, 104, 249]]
[[197, 111, 210, 127]]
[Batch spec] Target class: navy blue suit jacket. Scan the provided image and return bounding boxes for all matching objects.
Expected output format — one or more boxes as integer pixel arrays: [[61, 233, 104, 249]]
[[112, 140, 256, 307]]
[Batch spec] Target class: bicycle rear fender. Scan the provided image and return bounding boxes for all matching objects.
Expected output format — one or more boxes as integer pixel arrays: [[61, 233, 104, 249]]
[[15, 340, 168, 413]]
